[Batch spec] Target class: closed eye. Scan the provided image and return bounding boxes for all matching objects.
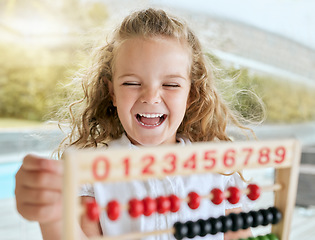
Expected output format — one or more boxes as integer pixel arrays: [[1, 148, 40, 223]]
[[163, 83, 180, 87], [122, 82, 141, 86]]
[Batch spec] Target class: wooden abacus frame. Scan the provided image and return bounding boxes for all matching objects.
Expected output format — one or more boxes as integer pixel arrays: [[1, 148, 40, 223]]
[[62, 138, 301, 240]]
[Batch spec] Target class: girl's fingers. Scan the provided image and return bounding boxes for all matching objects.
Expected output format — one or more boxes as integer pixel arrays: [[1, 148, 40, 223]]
[[22, 154, 63, 175], [17, 187, 61, 205], [17, 201, 62, 223], [18, 170, 63, 190], [15, 154, 64, 224]]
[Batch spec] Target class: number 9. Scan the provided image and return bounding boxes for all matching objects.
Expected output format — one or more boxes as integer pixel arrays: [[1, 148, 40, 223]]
[[274, 146, 286, 163]]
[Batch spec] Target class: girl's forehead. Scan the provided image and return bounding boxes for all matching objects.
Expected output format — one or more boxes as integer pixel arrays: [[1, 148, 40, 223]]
[[118, 36, 190, 53], [113, 36, 192, 69]]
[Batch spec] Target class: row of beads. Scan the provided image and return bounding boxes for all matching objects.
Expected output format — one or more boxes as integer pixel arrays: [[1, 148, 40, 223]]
[[240, 233, 279, 240], [86, 184, 261, 221], [173, 207, 282, 240]]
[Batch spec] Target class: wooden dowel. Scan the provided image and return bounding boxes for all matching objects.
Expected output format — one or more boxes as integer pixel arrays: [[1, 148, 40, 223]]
[[242, 183, 282, 195], [261, 183, 282, 192], [80, 183, 283, 218]]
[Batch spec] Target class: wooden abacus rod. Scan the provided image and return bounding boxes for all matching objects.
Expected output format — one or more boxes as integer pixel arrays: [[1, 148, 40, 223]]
[[197, 183, 282, 201], [258, 183, 282, 193], [80, 183, 282, 219]]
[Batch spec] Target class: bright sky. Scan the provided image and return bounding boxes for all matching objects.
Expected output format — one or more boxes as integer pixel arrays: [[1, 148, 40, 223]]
[[152, 0, 315, 50]]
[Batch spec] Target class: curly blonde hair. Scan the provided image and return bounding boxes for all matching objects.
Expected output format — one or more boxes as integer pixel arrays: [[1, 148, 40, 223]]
[[57, 8, 254, 156]]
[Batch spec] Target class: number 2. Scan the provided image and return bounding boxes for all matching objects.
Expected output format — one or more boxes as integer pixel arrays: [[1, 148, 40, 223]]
[[142, 155, 155, 175]]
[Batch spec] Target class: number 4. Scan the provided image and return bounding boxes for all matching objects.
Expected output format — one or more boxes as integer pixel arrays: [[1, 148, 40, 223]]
[[183, 153, 197, 170]]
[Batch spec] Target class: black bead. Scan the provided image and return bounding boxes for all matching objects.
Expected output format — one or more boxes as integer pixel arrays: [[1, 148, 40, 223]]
[[173, 222, 188, 240], [197, 219, 212, 237], [186, 220, 201, 239], [240, 212, 253, 229], [229, 212, 244, 231], [249, 210, 264, 227], [218, 215, 233, 233], [268, 207, 282, 224], [208, 217, 223, 235], [259, 209, 274, 226]]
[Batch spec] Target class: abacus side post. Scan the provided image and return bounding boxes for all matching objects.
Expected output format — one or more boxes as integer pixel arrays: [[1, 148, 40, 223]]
[[62, 152, 80, 240], [272, 140, 301, 240]]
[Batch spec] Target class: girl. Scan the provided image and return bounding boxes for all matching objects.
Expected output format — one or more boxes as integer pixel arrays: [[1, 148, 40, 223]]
[[15, 8, 254, 240]]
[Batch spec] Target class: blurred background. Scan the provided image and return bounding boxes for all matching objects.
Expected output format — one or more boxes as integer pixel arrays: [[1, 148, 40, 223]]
[[0, 0, 314, 239]]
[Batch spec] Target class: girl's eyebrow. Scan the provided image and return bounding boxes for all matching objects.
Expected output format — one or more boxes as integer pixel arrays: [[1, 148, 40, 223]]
[[117, 73, 188, 81], [117, 73, 140, 79], [164, 74, 188, 81]]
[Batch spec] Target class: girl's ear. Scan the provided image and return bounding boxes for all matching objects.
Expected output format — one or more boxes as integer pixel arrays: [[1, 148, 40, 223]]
[[106, 78, 117, 106]]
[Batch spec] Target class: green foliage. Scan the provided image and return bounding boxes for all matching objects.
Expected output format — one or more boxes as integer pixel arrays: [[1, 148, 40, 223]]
[[252, 75, 315, 123], [0, 1, 109, 121], [212, 59, 315, 123], [0, 43, 77, 120], [0, 118, 42, 128]]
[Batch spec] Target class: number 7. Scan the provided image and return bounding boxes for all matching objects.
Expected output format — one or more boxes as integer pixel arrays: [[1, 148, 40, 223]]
[[242, 148, 253, 166]]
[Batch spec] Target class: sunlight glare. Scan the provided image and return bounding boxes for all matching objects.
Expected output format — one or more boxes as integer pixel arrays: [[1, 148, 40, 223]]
[[9, 16, 67, 36]]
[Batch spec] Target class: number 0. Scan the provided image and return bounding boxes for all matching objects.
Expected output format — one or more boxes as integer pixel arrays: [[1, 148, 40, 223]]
[[92, 156, 110, 180]]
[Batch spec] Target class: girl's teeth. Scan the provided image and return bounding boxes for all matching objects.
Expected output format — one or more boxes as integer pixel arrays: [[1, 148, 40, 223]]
[[138, 113, 163, 118], [139, 121, 161, 127], [136, 113, 166, 127]]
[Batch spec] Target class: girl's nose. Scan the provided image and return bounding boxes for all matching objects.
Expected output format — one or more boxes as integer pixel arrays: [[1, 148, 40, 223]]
[[140, 87, 161, 104]]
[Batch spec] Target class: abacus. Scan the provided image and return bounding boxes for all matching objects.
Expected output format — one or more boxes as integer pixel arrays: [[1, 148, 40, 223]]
[[62, 138, 301, 240]]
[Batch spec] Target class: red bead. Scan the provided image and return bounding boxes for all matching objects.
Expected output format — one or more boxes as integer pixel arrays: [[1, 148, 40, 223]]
[[187, 192, 201, 209], [156, 196, 171, 214], [107, 200, 120, 221], [128, 198, 144, 218], [169, 194, 181, 212], [86, 199, 100, 221], [247, 184, 261, 201], [227, 186, 241, 204], [142, 197, 156, 216], [211, 188, 224, 205]]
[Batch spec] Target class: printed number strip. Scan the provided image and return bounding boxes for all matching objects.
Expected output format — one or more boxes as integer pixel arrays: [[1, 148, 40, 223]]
[[71, 139, 296, 184]]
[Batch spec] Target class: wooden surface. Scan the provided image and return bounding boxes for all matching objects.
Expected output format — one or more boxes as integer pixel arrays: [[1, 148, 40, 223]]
[[63, 139, 297, 184]]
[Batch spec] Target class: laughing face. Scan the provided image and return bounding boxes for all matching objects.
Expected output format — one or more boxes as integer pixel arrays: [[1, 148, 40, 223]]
[[110, 37, 191, 146]]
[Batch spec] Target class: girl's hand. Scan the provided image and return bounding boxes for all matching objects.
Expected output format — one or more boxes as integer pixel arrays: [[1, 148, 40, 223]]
[[15, 154, 63, 225]]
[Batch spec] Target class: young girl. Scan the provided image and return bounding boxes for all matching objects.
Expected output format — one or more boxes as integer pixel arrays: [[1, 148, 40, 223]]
[[15, 8, 254, 240]]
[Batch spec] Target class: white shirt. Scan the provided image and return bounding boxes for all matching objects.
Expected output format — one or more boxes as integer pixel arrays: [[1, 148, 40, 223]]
[[79, 134, 250, 240]]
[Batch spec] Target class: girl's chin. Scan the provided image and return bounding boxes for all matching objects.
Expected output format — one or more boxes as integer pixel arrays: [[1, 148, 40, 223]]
[[126, 134, 176, 146], [129, 138, 162, 147]]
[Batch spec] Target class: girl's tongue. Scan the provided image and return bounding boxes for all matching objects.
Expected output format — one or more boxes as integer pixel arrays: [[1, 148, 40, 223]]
[[140, 116, 160, 125]]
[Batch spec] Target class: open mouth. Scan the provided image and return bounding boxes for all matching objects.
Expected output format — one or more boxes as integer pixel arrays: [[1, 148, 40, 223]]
[[136, 113, 167, 127]]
